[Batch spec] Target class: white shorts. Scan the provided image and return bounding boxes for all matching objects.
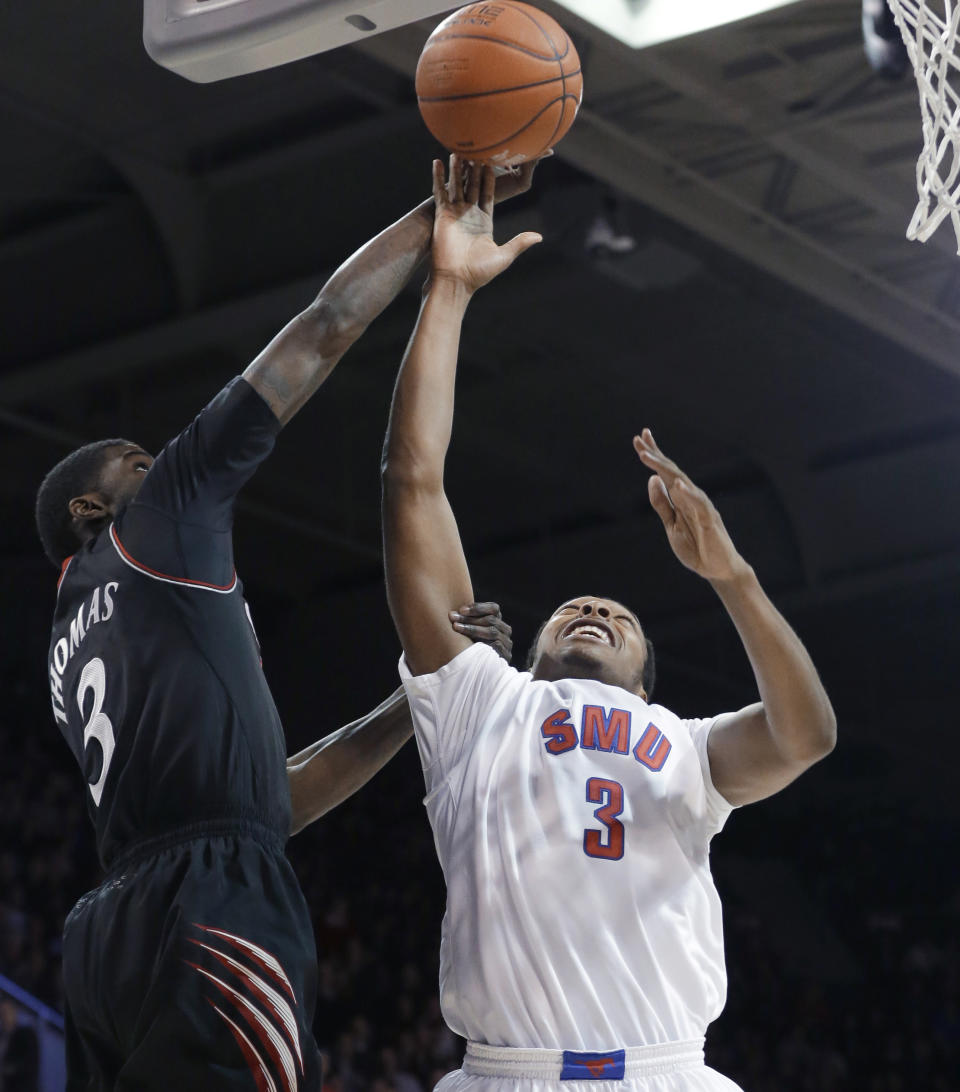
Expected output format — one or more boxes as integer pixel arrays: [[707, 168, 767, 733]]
[[435, 1040, 744, 1092]]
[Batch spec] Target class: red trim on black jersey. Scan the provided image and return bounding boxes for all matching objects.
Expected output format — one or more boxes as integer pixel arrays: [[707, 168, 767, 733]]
[[109, 524, 237, 593], [57, 556, 74, 590], [192, 924, 297, 1004], [206, 1000, 275, 1092]]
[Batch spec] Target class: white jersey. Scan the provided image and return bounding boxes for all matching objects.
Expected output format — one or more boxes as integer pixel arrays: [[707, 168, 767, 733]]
[[400, 643, 737, 1052]]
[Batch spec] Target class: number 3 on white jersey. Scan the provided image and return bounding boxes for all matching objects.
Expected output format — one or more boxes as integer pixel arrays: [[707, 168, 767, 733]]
[[584, 777, 625, 861], [77, 657, 115, 807]]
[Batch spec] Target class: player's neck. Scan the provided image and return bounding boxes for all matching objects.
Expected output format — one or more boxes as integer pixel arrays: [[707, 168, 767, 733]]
[[533, 657, 642, 697]]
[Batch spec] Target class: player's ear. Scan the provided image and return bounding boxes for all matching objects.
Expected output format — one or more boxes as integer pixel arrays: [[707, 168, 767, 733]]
[[69, 492, 110, 523]]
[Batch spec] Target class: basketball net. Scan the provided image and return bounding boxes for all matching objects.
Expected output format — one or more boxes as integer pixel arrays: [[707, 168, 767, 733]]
[[886, 0, 960, 251]]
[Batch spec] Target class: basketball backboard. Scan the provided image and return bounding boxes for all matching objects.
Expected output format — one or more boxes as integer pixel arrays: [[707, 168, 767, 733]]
[[143, 0, 458, 82]]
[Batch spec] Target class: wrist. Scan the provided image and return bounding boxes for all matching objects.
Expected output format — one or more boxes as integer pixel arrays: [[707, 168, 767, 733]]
[[708, 560, 757, 596], [427, 270, 475, 305]]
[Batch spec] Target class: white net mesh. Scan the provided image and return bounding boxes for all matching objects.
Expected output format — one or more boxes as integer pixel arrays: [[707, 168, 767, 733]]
[[887, 0, 960, 250]]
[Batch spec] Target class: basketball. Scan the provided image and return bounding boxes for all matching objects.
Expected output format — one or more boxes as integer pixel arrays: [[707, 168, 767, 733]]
[[415, 2, 583, 166]]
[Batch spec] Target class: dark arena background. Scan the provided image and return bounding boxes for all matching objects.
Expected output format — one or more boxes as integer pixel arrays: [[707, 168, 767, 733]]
[[1, 2, 958, 1089]]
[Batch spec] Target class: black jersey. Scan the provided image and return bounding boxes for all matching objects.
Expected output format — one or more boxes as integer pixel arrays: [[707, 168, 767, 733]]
[[47, 378, 291, 868]]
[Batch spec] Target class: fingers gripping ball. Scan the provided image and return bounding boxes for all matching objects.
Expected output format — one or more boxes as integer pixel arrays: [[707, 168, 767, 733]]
[[416, 2, 583, 167]]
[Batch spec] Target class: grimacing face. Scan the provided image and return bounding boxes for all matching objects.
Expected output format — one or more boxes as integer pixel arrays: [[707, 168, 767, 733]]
[[531, 595, 648, 697]]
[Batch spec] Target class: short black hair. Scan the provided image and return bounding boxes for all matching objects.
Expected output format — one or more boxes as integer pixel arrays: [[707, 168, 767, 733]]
[[525, 612, 657, 700], [35, 439, 130, 566]]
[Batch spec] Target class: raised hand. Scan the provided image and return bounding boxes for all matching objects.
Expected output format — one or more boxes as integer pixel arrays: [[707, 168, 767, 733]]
[[633, 429, 750, 584], [431, 154, 542, 294], [449, 601, 513, 662]]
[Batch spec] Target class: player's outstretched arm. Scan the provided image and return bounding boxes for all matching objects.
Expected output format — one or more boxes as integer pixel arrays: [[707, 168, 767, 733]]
[[634, 429, 836, 807], [287, 687, 408, 835], [243, 159, 546, 428], [382, 157, 540, 676], [287, 603, 512, 833], [243, 200, 434, 427]]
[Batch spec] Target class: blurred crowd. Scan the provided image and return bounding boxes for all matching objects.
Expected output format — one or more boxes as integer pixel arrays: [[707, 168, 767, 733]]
[[0, 666, 97, 1016], [1, 658, 958, 1091], [709, 905, 959, 1092], [0, 996, 39, 1092]]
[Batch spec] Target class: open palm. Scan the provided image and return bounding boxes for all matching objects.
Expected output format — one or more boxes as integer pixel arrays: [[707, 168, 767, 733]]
[[633, 429, 750, 583], [431, 155, 541, 294]]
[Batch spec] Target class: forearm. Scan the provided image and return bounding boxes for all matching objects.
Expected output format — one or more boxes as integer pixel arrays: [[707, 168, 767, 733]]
[[287, 687, 412, 835], [286, 735, 328, 767], [244, 199, 434, 426], [711, 567, 836, 761], [381, 278, 475, 674], [319, 198, 434, 330], [382, 276, 473, 487]]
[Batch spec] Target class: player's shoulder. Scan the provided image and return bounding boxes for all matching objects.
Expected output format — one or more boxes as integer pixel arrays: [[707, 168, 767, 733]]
[[400, 646, 534, 734], [648, 705, 738, 767], [647, 701, 713, 739], [645, 700, 686, 727], [402, 640, 526, 691]]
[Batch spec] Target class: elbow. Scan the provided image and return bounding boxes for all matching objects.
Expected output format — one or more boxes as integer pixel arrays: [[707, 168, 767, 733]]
[[289, 792, 326, 837], [794, 709, 838, 765], [766, 702, 837, 767], [818, 710, 838, 759], [813, 697, 838, 759], [380, 447, 444, 496]]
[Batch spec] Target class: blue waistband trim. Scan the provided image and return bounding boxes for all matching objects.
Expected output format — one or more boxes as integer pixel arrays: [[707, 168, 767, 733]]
[[560, 1049, 626, 1081]]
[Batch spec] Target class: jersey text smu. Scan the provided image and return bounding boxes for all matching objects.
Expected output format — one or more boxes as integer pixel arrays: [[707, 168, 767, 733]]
[[541, 705, 672, 771]]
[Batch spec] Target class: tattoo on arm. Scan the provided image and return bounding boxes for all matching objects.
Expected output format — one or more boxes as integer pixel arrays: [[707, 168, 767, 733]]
[[257, 370, 294, 417], [243, 198, 435, 429]]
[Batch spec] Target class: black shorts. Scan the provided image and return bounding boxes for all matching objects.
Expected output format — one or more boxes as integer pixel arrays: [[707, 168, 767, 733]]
[[62, 820, 322, 1092]]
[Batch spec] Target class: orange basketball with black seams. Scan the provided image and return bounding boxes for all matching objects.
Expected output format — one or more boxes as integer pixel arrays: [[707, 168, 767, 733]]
[[415, 1, 583, 166]]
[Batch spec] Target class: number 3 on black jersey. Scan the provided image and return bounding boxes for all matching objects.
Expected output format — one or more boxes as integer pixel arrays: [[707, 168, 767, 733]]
[[77, 658, 116, 807], [583, 777, 625, 861]]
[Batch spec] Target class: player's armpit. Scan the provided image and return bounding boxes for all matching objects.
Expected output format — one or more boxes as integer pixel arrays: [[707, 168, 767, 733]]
[[705, 702, 833, 807]]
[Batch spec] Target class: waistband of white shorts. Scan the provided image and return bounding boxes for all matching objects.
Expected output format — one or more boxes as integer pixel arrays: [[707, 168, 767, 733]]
[[463, 1039, 706, 1081]]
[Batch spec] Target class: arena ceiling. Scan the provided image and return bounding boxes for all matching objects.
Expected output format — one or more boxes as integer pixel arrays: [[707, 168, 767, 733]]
[[1, 1, 957, 834]]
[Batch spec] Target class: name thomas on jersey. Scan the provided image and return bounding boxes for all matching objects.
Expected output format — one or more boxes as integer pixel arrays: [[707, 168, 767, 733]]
[[49, 579, 118, 726]]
